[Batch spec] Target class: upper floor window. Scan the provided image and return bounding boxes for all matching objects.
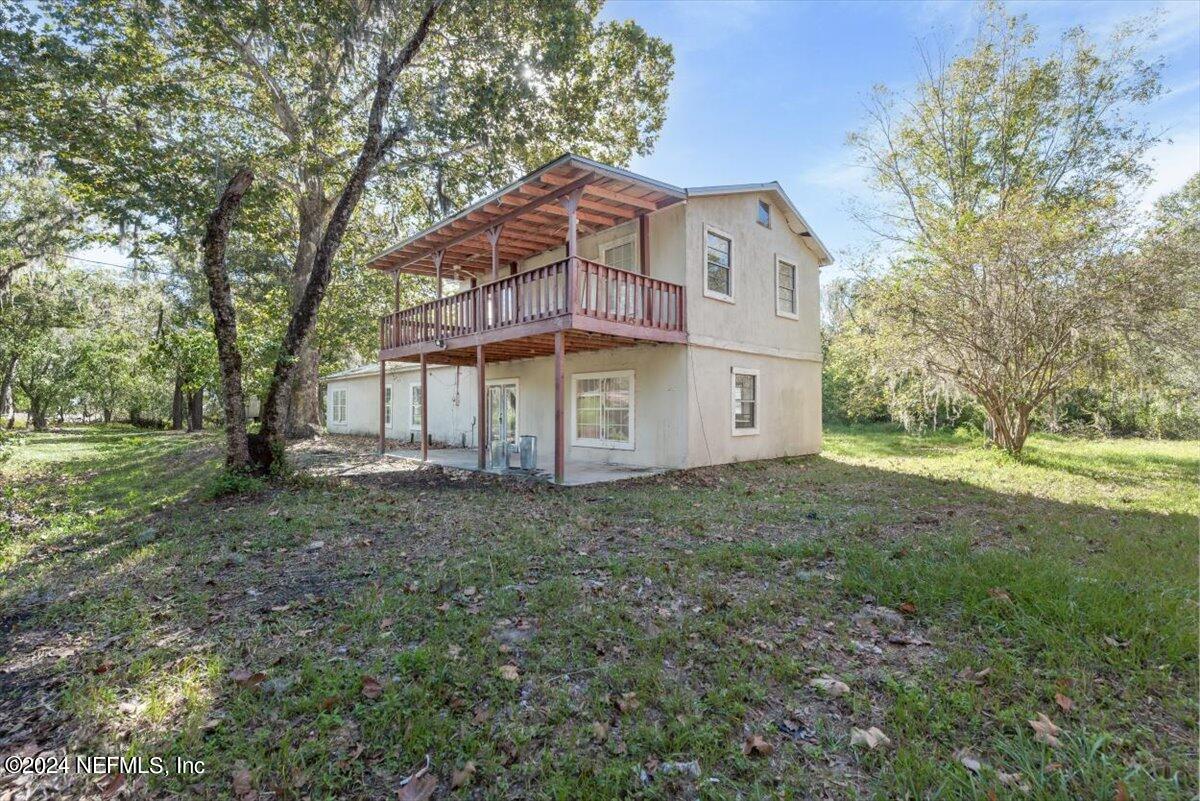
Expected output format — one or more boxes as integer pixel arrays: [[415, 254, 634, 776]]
[[776, 257, 798, 319], [601, 236, 635, 272], [758, 200, 771, 228], [704, 226, 733, 302], [331, 388, 347, 424]]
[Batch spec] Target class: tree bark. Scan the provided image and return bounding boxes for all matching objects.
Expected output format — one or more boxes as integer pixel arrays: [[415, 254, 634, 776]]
[[171, 372, 185, 430], [187, 389, 204, 431], [201, 168, 254, 470], [254, 1, 442, 471], [103, 408, 112, 423], [0, 354, 15, 420], [284, 195, 329, 439]]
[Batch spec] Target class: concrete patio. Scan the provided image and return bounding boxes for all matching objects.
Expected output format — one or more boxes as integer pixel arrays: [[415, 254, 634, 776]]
[[384, 446, 666, 486]]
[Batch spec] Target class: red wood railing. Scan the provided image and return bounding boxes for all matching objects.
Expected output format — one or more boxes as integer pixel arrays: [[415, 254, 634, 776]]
[[380, 257, 685, 350]]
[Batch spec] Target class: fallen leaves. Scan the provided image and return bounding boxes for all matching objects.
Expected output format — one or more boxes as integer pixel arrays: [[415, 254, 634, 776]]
[[1054, 692, 1074, 713], [897, 601, 917, 615], [1028, 712, 1062, 748], [591, 721, 610, 743], [498, 664, 520, 682], [397, 774, 436, 801], [614, 691, 640, 713], [955, 665, 992, 684], [741, 734, 774, 757], [987, 587, 1012, 603], [809, 675, 850, 697], [361, 675, 383, 700], [450, 761, 476, 790], [231, 768, 255, 800], [850, 726, 891, 750], [229, 669, 266, 689]]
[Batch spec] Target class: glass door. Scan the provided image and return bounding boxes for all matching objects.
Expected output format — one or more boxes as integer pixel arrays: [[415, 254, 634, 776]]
[[487, 381, 518, 448]]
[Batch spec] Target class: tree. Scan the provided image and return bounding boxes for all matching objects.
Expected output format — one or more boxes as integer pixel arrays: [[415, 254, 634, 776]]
[[848, 3, 1179, 454]]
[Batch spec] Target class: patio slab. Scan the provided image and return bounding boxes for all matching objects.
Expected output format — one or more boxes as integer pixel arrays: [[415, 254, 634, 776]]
[[384, 447, 666, 486]]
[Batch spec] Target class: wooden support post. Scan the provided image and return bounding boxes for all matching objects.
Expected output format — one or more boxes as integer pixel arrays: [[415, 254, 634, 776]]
[[432, 250, 444, 342], [554, 330, 565, 484], [392, 270, 400, 313], [378, 359, 386, 454], [419, 353, 429, 461], [562, 188, 583, 259], [638, 212, 650, 276], [486, 225, 503, 281], [476, 345, 486, 470]]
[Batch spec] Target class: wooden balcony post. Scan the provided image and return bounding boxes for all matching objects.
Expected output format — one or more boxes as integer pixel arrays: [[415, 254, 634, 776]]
[[432, 250, 444, 342], [638, 212, 650, 276], [562, 187, 583, 259], [392, 270, 400, 313], [554, 330, 565, 484], [419, 353, 429, 461], [486, 225, 503, 281], [378, 359, 386, 454], [476, 345, 486, 470]]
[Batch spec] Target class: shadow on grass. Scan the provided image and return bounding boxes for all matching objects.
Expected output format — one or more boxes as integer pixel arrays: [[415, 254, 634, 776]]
[[0, 424, 1195, 799]]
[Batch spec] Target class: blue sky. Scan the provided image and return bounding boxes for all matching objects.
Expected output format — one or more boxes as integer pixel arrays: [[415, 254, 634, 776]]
[[601, 0, 1200, 282]]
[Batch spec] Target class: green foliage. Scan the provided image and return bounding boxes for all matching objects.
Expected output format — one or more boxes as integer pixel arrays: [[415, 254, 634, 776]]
[[202, 468, 266, 499]]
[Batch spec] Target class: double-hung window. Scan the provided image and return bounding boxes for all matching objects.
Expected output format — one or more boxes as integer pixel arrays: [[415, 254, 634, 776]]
[[572, 370, 634, 449], [600, 235, 636, 272], [409, 384, 422, 429], [731, 368, 759, 435], [704, 226, 733, 301], [776, 257, 798, 319], [331, 388, 347, 424], [384, 386, 392, 427]]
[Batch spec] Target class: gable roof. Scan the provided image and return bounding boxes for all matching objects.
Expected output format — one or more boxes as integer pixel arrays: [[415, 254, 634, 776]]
[[686, 182, 834, 267]]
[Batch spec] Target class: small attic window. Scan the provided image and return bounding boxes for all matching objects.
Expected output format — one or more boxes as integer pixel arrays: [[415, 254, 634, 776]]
[[757, 200, 771, 228]]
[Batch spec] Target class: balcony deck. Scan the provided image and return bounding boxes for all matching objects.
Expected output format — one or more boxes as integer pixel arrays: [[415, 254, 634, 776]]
[[380, 256, 686, 364]]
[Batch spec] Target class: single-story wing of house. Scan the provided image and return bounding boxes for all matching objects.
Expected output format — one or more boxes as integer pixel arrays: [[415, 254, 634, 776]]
[[322, 153, 831, 484]]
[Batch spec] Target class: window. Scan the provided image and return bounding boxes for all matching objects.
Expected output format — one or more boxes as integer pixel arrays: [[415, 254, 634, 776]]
[[409, 384, 422, 429], [384, 386, 392, 427], [331, 388, 347, 424], [704, 225, 733, 302], [731, 368, 759, 435], [776, 257, 798, 318], [601, 235, 635, 272], [758, 200, 771, 228], [572, 370, 634, 449]]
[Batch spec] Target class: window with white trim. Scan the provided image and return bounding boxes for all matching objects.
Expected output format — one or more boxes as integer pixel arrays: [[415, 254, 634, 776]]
[[731, 368, 759, 435], [409, 384, 422, 429], [600, 235, 635, 272], [384, 386, 392, 427], [757, 200, 771, 228], [331, 388, 347, 424], [572, 370, 634, 449], [704, 226, 733, 301], [776, 257, 798, 318]]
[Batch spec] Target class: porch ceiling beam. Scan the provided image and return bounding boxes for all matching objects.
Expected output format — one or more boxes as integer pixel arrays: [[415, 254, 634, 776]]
[[509, 186, 618, 227], [391, 174, 594, 272], [537, 171, 659, 211]]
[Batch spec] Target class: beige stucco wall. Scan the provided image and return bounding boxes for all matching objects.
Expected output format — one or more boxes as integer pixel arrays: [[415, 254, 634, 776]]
[[681, 345, 822, 468], [682, 193, 822, 359], [480, 343, 689, 469], [326, 365, 480, 445]]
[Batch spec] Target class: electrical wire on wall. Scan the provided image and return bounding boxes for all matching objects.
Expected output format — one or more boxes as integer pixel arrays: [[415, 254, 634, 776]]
[[687, 348, 712, 464]]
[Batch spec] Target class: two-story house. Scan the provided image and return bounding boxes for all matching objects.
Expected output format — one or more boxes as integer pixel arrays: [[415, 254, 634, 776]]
[[324, 153, 832, 484]]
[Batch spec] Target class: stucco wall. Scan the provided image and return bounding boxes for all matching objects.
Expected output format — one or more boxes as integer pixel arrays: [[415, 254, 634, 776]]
[[682, 345, 822, 468], [479, 344, 689, 469], [683, 193, 822, 359], [325, 365, 480, 445]]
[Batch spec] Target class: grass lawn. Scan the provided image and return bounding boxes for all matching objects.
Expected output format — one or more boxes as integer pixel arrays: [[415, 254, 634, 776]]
[[1, 425, 1195, 800]]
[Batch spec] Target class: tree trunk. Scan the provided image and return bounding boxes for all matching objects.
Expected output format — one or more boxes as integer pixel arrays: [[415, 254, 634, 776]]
[[188, 389, 204, 431], [201, 168, 254, 470], [0, 355, 15, 419], [103, 408, 112, 423], [284, 198, 328, 440], [171, 372, 185, 430], [31, 400, 48, 431]]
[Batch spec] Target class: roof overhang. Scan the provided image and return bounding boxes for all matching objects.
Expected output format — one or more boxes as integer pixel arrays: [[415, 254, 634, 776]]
[[366, 154, 686, 277], [686, 182, 834, 267]]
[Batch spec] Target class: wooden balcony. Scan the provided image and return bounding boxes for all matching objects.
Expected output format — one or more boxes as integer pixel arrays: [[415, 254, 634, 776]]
[[380, 257, 686, 364]]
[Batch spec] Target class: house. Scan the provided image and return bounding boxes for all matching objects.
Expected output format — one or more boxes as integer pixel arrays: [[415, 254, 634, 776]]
[[325, 153, 831, 484]]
